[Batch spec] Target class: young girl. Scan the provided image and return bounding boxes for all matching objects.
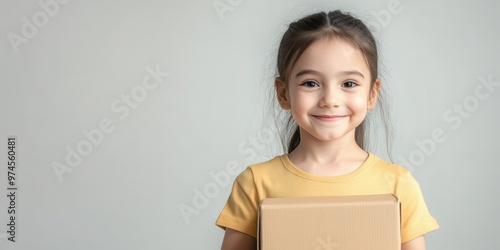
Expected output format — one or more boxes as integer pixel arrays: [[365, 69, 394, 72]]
[[216, 10, 439, 250]]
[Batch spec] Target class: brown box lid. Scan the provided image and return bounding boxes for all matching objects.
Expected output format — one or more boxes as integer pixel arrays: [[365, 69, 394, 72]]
[[258, 194, 401, 250]]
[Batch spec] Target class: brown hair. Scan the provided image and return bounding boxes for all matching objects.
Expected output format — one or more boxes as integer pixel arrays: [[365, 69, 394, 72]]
[[274, 10, 391, 155]]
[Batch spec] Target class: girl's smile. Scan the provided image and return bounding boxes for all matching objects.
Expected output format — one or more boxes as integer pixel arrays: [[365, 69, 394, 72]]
[[311, 115, 347, 122]]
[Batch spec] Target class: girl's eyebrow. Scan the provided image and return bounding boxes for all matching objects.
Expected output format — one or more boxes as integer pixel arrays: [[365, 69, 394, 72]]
[[295, 69, 365, 79], [295, 69, 323, 78], [340, 70, 365, 79]]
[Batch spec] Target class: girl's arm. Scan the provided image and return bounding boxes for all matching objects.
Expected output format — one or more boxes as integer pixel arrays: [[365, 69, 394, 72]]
[[402, 236, 426, 250], [221, 228, 256, 250]]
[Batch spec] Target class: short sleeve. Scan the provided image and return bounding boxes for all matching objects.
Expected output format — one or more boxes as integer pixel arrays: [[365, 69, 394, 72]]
[[215, 167, 260, 238], [397, 173, 440, 243]]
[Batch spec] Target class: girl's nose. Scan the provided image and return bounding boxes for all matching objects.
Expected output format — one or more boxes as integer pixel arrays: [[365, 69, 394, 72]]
[[319, 86, 341, 108]]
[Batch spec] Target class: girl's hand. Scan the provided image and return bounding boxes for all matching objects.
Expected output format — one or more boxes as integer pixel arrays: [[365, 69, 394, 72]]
[[402, 236, 426, 250], [221, 228, 256, 250]]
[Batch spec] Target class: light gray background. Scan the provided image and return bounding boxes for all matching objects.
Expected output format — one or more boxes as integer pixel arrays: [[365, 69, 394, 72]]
[[1, 0, 499, 249]]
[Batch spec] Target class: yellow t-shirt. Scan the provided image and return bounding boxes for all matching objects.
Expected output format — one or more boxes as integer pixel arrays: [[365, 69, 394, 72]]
[[215, 153, 439, 243]]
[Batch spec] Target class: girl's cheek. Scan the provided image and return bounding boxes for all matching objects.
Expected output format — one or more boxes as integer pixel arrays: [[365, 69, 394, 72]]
[[348, 96, 368, 108]]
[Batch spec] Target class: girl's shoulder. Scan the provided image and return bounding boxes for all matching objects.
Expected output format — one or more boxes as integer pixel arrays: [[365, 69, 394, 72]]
[[233, 155, 286, 184], [246, 154, 286, 173], [368, 153, 414, 178]]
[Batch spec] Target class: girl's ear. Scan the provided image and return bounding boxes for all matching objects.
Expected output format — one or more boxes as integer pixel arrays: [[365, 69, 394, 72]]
[[275, 78, 291, 110], [368, 78, 381, 110]]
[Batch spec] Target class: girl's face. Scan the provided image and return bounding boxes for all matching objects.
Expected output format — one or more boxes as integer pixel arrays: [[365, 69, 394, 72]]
[[276, 38, 380, 143]]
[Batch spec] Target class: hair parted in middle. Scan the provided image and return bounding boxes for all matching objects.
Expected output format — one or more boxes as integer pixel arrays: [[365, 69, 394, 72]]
[[273, 10, 391, 155]]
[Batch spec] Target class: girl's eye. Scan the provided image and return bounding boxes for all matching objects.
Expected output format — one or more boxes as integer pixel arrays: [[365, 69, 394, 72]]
[[301, 80, 319, 87], [342, 81, 358, 88]]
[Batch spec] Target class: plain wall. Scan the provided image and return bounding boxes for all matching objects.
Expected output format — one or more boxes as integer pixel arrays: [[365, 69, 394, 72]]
[[0, 0, 499, 249]]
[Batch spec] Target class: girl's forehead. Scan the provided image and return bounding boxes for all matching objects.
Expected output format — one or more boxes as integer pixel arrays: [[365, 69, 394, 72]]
[[291, 38, 370, 77]]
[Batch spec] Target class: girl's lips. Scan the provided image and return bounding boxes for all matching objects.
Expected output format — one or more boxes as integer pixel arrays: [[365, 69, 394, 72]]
[[312, 115, 347, 121]]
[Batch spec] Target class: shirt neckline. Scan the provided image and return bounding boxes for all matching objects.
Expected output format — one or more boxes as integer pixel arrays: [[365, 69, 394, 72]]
[[279, 152, 376, 182]]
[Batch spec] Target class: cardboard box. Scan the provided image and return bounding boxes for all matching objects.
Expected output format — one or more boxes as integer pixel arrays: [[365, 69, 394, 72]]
[[258, 194, 401, 250]]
